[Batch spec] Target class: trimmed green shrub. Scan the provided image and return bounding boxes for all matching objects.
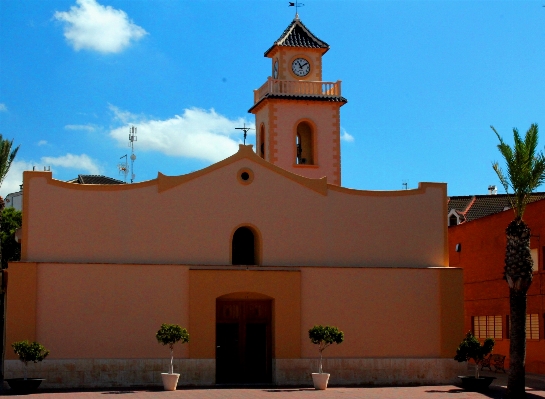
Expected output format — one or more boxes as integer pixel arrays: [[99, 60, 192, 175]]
[[156, 323, 189, 374], [454, 331, 494, 378], [12, 340, 50, 380], [308, 325, 344, 373]]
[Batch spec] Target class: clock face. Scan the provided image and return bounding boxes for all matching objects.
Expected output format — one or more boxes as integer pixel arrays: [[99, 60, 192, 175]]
[[273, 60, 279, 79], [292, 58, 310, 77]]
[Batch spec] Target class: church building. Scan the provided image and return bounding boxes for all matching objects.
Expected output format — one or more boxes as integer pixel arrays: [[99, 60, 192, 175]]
[[6, 17, 464, 389]]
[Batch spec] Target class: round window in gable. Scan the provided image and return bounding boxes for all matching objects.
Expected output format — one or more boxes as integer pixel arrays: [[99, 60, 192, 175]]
[[237, 168, 254, 185]]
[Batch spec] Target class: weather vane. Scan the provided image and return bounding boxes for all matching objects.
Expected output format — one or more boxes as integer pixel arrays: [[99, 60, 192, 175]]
[[235, 123, 254, 145], [289, 2, 305, 17]]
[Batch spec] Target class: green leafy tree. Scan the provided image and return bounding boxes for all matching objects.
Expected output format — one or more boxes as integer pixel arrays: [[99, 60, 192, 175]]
[[156, 324, 189, 374], [454, 332, 494, 378], [1, 207, 22, 269], [11, 341, 50, 380], [491, 123, 545, 398], [0, 135, 19, 384], [308, 325, 344, 374]]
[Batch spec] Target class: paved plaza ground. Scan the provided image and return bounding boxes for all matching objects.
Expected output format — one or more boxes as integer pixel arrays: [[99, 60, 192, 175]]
[[2, 369, 545, 398]]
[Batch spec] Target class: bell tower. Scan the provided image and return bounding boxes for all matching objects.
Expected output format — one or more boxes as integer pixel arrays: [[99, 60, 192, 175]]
[[249, 16, 347, 185]]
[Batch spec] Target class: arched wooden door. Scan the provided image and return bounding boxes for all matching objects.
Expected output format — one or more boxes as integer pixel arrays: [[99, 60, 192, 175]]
[[216, 299, 272, 384]]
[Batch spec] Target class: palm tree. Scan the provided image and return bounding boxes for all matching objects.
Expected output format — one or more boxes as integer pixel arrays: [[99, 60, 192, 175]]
[[491, 123, 545, 399], [0, 135, 19, 389]]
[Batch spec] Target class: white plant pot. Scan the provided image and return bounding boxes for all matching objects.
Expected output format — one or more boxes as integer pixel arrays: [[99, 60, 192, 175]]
[[311, 373, 330, 390], [161, 373, 180, 391]]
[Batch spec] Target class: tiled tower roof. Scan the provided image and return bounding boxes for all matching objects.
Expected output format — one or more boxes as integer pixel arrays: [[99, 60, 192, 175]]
[[264, 17, 329, 56]]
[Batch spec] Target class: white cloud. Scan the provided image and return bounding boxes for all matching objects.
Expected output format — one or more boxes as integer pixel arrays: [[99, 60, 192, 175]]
[[341, 128, 355, 143], [0, 154, 102, 197], [0, 103, 7, 112], [65, 124, 96, 132], [37, 140, 48, 146], [54, 0, 147, 53], [42, 154, 102, 175], [0, 160, 33, 197], [109, 106, 254, 163]]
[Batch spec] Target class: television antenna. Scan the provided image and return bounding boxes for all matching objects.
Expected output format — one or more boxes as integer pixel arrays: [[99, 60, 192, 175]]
[[118, 154, 129, 183], [128, 126, 137, 183], [402, 180, 409, 190]]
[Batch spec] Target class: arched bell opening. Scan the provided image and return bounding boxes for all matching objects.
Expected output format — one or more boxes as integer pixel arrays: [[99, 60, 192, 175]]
[[295, 121, 314, 165], [259, 124, 266, 159]]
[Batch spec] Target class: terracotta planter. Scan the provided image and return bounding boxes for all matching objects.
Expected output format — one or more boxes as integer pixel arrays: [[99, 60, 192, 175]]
[[458, 376, 496, 392], [161, 372, 180, 391], [6, 378, 45, 394], [311, 373, 330, 390]]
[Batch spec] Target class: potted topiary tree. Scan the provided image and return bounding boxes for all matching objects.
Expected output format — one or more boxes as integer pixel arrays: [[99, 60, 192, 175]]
[[6, 340, 50, 393], [454, 331, 495, 391], [156, 323, 189, 391], [308, 325, 344, 390]]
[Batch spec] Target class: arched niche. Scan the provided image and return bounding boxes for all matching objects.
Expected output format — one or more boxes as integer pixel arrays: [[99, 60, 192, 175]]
[[231, 225, 261, 265]]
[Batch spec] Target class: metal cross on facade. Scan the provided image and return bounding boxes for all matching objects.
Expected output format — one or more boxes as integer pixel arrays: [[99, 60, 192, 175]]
[[235, 123, 254, 145]]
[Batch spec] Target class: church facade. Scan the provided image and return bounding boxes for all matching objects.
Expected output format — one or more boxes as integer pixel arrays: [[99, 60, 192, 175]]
[[5, 17, 464, 389]]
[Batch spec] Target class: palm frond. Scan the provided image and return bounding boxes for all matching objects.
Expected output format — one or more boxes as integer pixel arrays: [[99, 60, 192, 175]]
[[0, 134, 20, 187], [491, 123, 545, 220]]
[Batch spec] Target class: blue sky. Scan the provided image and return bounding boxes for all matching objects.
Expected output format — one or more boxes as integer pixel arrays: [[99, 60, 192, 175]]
[[1, 0, 544, 197]]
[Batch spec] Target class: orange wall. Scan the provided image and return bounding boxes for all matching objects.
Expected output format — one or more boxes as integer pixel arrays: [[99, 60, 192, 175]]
[[7, 263, 190, 359], [300, 267, 463, 359], [188, 269, 301, 359], [449, 199, 545, 374], [6, 262, 37, 359], [7, 263, 463, 362], [255, 100, 341, 183], [22, 147, 447, 269]]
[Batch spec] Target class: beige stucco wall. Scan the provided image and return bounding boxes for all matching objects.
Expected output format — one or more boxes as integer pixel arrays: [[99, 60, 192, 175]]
[[300, 267, 463, 359], [7, 263, 462, 362], [22, 146, 447, 268], [7, 262, 189, 360]]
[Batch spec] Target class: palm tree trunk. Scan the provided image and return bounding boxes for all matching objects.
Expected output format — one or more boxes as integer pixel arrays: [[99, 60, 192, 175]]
[[504, 219, 533, 399], [0, 198, 4, 387], [506, 288, 527, 398]]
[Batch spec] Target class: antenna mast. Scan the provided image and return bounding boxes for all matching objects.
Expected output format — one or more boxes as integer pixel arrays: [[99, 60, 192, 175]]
[[118, 154, 129, 183], [129, 126, 137, 183]]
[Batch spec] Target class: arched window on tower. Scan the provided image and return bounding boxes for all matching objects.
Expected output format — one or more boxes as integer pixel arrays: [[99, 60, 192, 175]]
[[232, 226, 256, 265], [260, 125, 265, 159], [295, 122, 314, 165]]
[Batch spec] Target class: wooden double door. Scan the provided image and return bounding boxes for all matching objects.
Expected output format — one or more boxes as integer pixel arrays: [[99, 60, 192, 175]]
[[216, 299, 272, 384]]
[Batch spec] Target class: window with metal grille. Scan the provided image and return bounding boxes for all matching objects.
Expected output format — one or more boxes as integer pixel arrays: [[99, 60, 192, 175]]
[[526, 314, 539, 340], [473, 315, 502, 339]]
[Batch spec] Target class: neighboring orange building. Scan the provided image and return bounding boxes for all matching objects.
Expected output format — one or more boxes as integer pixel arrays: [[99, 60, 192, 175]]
[[5, 17, 465, 389], [449, 197, 545, 374]]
